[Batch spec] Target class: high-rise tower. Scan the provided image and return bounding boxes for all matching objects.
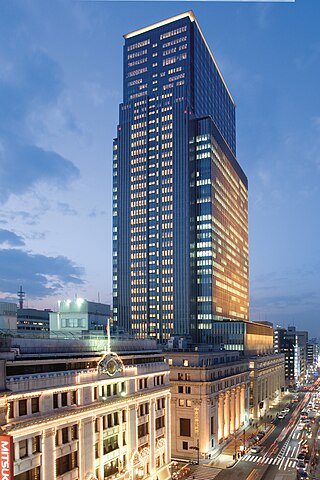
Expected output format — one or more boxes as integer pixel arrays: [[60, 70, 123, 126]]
[[113, 11, 248, 343]]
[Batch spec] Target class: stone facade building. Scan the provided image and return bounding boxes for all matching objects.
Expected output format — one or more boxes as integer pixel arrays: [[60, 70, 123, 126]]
[[166, 350, 250, 460], [0, 337, 171, 480]]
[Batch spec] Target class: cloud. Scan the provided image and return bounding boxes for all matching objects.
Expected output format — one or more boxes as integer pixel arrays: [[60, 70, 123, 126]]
[[251, 292, 319, 311], [82, 81, 120, 106], [0, 9, 81, 206], [0, 141, 80, 204], [0, 49, 63, 136], [56, 202, 78, 216], [0, 248, 84, 299], [0, 208, 44, 226], [0, 229, 25, 247], [255, 3, 271, 30], [88, 208, 107, 218]]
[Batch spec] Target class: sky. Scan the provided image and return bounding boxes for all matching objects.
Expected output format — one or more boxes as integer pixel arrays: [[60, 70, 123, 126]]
[[0, 0, 319, 336]]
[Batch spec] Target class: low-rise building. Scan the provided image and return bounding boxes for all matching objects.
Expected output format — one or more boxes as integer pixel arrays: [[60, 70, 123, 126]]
[[17, 308, 51, 333], [248, 354, 285, 419], [0, 301, 17, 330], [166, 349, 250, 461], [49, 299, 111, 334], [211, 320, 274, 355], [0, 336, 171, 480]]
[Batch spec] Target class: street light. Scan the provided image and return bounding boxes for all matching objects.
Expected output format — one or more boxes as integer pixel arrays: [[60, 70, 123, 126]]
[[190, 439, 200, 465], [242, 426, 246, 453]]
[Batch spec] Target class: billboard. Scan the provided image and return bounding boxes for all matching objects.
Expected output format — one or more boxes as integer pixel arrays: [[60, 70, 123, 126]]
[[0, 435, 13, 480]]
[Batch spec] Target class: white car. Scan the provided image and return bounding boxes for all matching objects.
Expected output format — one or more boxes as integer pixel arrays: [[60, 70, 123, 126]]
[[278, 414, 285, 419], [250, 446, 262, 454], [282, 408, 290, 413]]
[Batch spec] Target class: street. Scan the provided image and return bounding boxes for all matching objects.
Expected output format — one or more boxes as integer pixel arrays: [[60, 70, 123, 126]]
[[184, 389, 320, 480], [215, 391, 318, 480]]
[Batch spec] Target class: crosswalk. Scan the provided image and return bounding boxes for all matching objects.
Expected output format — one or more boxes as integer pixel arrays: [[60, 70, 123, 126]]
[[185, 465, 221, 480], [242, 454, 297, 469]]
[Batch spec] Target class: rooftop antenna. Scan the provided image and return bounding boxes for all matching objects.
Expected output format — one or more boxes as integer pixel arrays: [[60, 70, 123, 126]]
[[17, 285, 25, 309]]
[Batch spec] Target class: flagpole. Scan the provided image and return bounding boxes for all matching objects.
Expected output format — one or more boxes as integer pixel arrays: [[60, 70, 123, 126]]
[[106, 316, 111, 354]]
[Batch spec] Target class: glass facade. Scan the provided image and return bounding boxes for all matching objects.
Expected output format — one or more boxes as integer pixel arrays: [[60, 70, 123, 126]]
[[211, 321, 274, 355], [113, 11, 248, 343]]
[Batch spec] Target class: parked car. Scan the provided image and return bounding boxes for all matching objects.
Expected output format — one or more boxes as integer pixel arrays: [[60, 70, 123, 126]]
[[297, 469, 309, 479], [282, 408, 290, 413], [297, 453, 306, 461], [298, 471, 309, 479], [296, 461, 306, 471], [278, 413, 285, 419]]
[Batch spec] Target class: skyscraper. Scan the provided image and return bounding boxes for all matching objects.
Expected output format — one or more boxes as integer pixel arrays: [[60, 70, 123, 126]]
[[113, 11, 249, 343]]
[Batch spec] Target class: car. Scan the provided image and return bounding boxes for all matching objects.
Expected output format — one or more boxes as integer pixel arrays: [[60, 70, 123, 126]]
[[296, 461, 306, 471], [255, 431, 265, 441], [282, 408, 290, 413], [297, 423, 304, 431], [297, 469, 309, 479], [278, 414, 285, 419], [250, 446, 262, 454], [297, 453, 306, 461]]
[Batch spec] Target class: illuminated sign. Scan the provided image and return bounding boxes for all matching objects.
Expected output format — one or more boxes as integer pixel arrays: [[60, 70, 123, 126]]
[[0, 435, 13, 480]]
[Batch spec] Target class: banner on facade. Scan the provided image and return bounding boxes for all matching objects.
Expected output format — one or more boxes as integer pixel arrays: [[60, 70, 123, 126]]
[[0, 435, 13, 480]]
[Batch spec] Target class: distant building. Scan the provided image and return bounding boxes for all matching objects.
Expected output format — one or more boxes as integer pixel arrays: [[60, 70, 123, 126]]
[[49, 299, 111, 334], [0, 335, 171, 480], [0, 301, 17, 330], [294, 328, 308, 380], [274, 326, 308, 386], [17, 308, 51, 333], [274, 327, 295, 386], [307, 341, 318, 368]]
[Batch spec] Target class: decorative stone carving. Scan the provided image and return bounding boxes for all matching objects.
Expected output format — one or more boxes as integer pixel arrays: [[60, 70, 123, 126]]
[[98, 352, 124, 377], [85, 474, 98, 480], [44, 428, 55, 438]]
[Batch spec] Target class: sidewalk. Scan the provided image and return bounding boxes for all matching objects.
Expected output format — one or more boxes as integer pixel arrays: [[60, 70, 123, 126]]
[[206, 394, 293, 469], [208, 422, 274, 469]]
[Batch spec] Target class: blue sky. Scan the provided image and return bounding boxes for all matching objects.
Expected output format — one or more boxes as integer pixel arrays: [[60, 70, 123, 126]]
[[0, 0, 319, 336]]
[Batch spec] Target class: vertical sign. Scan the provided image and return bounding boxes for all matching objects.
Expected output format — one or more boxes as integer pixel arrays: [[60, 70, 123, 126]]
[[0, 435, 13, 480]]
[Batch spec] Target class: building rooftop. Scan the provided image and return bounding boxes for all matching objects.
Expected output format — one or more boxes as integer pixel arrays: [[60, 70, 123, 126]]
[[124, 10, 234, 105], [0, 331, 160, 359]]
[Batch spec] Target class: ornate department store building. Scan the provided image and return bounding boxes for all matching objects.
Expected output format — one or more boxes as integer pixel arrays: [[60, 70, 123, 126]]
[[0, 337, 171, 480]]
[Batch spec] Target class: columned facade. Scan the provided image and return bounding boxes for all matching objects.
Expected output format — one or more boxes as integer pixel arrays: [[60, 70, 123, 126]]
[[249, 353, 285, 420], [167, 350, 250, 460]]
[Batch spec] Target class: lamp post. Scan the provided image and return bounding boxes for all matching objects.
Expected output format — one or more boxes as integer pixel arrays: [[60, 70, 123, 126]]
[[190, 440, 200, 465]]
